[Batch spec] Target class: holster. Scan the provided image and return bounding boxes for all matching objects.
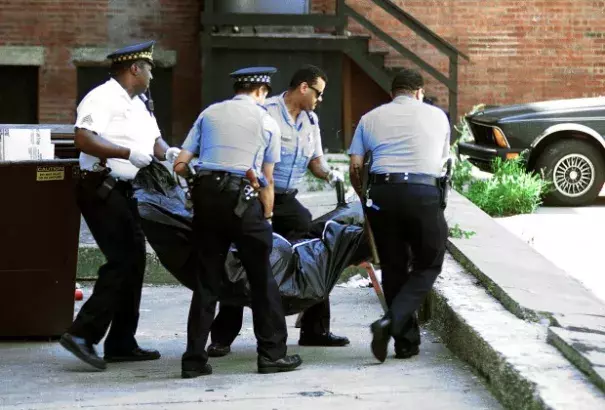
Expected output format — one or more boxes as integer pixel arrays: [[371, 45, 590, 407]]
[[79, 167, 115, 201], [234, 178, 258, 217], [439, 158, 454, 209]]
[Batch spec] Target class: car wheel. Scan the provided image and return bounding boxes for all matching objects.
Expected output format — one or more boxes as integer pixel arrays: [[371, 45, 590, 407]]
[[534, 139, 605, 206]]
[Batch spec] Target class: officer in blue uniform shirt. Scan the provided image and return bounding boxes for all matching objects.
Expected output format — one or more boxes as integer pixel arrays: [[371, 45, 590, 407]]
[[348, 68, 450, 363], [207, 65, 349, 357], [59, 41, 182, 370], [173, 66, 303, 378]]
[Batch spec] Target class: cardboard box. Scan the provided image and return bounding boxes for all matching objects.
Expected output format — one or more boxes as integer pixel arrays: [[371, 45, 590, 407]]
[[0, 128, 55, 161]]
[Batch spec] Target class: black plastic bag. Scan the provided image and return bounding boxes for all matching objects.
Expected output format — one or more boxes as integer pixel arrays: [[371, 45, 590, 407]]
[[133, 162, 370, 315]]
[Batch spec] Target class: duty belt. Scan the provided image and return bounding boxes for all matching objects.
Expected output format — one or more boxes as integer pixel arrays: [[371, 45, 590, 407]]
[[197, 170, 246, 192], [79, 169, 133, 198], [370, 172, 439, 187]]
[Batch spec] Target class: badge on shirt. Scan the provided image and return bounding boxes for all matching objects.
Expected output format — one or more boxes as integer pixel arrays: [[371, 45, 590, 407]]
[[81, 115, 93, 126]]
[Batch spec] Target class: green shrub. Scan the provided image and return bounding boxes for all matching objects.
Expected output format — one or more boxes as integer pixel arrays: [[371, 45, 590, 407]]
[[460, 156, 548, 217]]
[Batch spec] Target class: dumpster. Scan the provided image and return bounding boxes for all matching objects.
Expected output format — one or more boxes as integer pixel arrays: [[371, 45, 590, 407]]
[[0, 158, 81, 338]]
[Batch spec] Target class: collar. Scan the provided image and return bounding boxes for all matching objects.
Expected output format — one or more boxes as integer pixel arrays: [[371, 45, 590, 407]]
[[108, 78, 136, 101], [278, 92, 309, 129], [232, 94, 257, 103], [393, 95, 419, 104]]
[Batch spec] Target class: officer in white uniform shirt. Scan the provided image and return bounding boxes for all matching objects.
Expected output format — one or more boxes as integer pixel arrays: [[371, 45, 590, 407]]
[[208, 65, 349, 358], [59, 41, 181, 370], [173, 66, 302, 378], [348, 67, 450, 364]]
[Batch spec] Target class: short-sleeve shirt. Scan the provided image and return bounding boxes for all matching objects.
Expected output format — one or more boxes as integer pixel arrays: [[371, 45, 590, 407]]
[[265, 92, 323, 193], [181, 95, 281, 180], [75, 78, 161, 181], [348, 95, 450, 176]]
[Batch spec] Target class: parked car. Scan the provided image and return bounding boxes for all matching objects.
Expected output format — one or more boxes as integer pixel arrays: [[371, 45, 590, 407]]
[[458, 97, 605, 206]]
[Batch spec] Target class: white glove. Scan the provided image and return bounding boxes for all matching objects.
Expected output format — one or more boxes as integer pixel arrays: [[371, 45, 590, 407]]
[[128, 149, 152, 168], [165, 147, 181, 164], [327, 169, 345, 187]]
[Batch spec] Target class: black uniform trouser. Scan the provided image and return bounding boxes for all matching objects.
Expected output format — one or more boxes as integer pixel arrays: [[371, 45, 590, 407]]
[[68, 180, 146, 353], [184, 176, 288, 367], [365, 183, 447, 349], [210, 191, 332, 347]]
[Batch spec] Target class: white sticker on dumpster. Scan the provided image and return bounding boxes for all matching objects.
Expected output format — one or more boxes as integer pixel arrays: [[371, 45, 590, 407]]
[[36, 166, 65, 181]]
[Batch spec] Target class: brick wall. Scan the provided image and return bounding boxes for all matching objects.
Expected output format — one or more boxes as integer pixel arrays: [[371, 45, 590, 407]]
[[0, 0, 201, 138], [4, 0, 605, 141], [319, 0, 605, 121]]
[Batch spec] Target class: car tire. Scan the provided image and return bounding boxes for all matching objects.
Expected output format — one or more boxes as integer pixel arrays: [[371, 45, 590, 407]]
[[533, 139, 605, 206]]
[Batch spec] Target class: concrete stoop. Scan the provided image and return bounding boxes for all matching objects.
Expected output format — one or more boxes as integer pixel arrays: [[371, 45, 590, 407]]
[[444, 191, 605, 400], [424, 254, 605, 409]]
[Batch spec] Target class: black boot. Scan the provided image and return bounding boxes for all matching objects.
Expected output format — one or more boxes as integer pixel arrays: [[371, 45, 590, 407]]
[[299, 331, 350, 347], [370, 317, 391, 363], [257, 354, 303, 374], [207, 342, 231, 358], [59, 333, 107, 370]]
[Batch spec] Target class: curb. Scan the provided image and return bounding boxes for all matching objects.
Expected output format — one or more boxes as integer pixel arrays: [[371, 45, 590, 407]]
[[421, 290, 543, 410], [421, 254, 605, 410], [77, 245, 179, 284], [547, 327, 605, 393]]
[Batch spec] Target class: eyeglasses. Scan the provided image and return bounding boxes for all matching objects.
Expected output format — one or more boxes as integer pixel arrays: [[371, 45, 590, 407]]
[[308, 84, 324, 99]]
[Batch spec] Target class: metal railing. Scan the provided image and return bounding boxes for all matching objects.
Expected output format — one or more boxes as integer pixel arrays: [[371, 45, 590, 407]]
[[201, 0, 468, 128]]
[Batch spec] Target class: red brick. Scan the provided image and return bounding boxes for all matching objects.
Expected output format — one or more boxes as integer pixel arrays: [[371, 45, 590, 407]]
[[4, 0, 605, 140], [331, 0, 605, 120], [1, 0, 200, 137]]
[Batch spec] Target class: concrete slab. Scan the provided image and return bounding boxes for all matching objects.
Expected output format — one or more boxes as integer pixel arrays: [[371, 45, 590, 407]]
[[0, 287, 501, 410], [445, 191, 605, 322], [428, 254, 605, 409], [548, 327, 605, 392], [495, 199, 605, 304]]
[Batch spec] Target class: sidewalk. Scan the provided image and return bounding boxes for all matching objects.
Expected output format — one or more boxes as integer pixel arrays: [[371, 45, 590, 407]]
[[0, 287, 501, 410], [73, 179, 605, 408]]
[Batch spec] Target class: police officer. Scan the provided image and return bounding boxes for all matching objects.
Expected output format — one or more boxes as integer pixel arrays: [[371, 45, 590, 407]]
[[348, 68, 450, 363], [173, 67, 303, 378], [207, 65, 349, 358], [60, 41, 182, 370]]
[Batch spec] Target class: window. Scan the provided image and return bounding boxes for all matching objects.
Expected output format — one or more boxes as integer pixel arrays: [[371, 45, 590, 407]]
[[0, 66, 38, 123]]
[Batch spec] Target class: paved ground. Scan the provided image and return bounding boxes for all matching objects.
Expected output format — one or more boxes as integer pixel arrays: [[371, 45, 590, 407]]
[[496, 193, 605, 303], [0, 287, 502, 410]]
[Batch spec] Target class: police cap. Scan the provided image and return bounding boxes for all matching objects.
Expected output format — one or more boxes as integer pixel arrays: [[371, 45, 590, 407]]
[[107, 40, 155, 67], [230, 66, 277, 91]]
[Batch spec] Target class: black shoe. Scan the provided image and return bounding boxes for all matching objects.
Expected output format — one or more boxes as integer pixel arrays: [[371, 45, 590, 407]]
[[298, 332, 350, 347], [395, 345, 420, 359], [59, 333, 107, 370], [181, 363, 213, 379], [370, 318, 391, 363], [207, 343, 231, 358], [104, 347, 161, 363], [257, 354, 303, 374]]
